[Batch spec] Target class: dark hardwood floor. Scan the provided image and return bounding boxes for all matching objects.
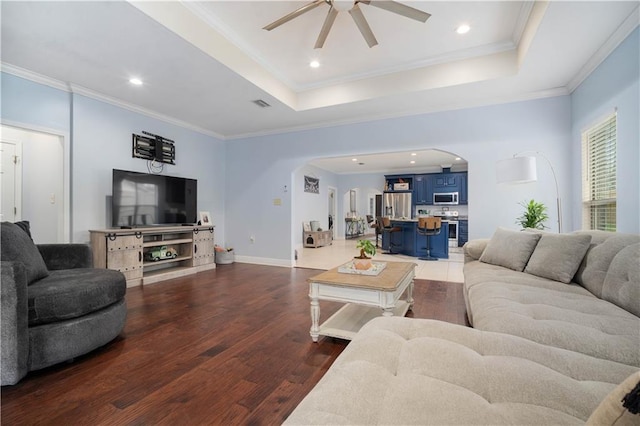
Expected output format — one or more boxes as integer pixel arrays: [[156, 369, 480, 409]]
[[1, 263, 468, 425]]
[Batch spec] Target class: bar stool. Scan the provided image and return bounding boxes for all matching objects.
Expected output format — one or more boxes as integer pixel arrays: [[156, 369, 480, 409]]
[[373, 216, 384, 247], [382, 217, 402, 254], [417, 217, 442, 261]]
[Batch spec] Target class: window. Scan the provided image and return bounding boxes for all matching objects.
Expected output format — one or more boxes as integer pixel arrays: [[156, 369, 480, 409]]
[[582, 113, 616, 231]]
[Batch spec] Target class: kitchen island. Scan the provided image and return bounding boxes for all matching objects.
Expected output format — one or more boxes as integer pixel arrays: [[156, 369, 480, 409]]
[[381, 219, 449, 259]]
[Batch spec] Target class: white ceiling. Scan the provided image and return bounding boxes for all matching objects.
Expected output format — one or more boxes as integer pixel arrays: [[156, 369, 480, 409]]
[[1, 1, 638, 173], [194, 1, 527, 91]]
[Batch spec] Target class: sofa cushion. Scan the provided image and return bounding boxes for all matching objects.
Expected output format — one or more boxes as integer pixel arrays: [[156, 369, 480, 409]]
[[479, 227, 541, 272], [524, 233, 592, 283], [587, 371, 640, 426], [574, 233, 640, 298], [602, 243, 640, 317], [1, 221, 49, 284], [285, 317, 638, 425], [463, 238, 489, 263], [27, 268, 126, 326]]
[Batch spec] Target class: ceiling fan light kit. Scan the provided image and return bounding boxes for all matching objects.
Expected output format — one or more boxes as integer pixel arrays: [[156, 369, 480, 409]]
[[263, 0, 430, 49]]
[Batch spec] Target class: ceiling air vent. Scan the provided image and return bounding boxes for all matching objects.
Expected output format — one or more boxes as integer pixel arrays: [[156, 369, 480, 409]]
[[252, 99, 271, 108]]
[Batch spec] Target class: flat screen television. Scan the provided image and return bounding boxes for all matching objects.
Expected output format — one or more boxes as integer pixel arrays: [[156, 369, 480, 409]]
[[112, 169, 197, 227]]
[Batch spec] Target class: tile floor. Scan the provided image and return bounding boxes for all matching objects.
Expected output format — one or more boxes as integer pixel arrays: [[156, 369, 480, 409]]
[[295, 234, 465, 282]]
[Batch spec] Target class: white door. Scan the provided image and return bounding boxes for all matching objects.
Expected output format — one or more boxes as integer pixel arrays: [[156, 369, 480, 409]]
[[1, 126, 64, 242], [0, 140, 22, 222]]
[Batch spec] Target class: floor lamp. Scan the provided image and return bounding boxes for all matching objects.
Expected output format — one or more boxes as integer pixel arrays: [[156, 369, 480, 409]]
[[496, 151, 562, 233]]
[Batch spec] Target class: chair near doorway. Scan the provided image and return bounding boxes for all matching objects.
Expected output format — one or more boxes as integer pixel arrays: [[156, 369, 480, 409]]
[[381, 217, 402, 254], [417, 217, 442, 261]]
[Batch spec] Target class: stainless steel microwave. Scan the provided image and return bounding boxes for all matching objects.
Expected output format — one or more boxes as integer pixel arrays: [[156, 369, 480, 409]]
[[433, 192, 459, 205]]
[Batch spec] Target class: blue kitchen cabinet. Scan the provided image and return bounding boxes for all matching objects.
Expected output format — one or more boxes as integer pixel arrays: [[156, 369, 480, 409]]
[[414, 174, 432, 204], [430, 172, 467, 204], [398, 221, 416, 256], [458, 219, 468, 247], [381, 221, 417, 256], [382, 221, 448, 259], [459, 173, 468, 204], [415, 222, 449, 258], [432, 173, 459, 193]]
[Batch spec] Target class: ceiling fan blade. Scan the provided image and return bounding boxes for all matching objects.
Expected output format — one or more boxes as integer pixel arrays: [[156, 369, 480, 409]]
[[363, 1, 430, 23], [263, 0, 325, 31], [315, 7, 339, 49], [349, 3, 378, 47]]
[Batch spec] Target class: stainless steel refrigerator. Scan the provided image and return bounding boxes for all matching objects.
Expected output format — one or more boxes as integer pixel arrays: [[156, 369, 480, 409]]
[[383, 192, 412, 219]]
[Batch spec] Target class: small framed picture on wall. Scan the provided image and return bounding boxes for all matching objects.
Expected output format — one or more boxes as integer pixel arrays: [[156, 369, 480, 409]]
[[199, 211, 212, 225]]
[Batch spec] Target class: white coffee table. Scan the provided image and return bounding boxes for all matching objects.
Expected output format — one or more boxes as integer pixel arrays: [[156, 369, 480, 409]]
[[308, 261, 416, 342]]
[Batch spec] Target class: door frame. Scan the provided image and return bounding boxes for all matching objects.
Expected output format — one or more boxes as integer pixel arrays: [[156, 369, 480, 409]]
[[0, 139, 23, 222], [1, 120, 71, 242]]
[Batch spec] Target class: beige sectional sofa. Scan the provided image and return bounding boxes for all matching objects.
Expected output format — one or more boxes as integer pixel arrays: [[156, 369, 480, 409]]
[[463, 229, 640, 367], [285, 229, 640, 425]]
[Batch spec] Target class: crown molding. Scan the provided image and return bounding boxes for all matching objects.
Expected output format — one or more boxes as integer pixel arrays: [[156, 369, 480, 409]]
[[2, 62, 226, 140], [226, 87, 569, 140], [512, 1, 535, 46], [69, 84, 226, 139], [297, 41, 516, 92], [567, 6, 639, 93], [1, 62, 72, 92]]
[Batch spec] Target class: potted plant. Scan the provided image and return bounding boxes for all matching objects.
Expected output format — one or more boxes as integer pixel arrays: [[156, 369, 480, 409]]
[[354, 239, 377, 270], [516, 199, 549, 230]]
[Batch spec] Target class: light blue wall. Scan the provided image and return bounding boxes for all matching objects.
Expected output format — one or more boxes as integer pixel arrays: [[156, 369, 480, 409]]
[[1, 72, 71, 132], [227, 96, 573, 264], [293, 164, 338, 247], [71, 94, 226, 243], [571, 27, 639, 233], [1, 74, 227, 244]]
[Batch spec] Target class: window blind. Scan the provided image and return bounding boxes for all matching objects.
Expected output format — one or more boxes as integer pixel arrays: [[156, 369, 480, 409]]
[[582, 113, 616, 231]]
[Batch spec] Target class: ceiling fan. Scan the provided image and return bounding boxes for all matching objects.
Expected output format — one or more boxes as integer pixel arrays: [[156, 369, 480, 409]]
[[263, 0, 431, 49]]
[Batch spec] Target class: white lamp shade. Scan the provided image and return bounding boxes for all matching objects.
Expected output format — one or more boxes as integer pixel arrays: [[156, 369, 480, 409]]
[[496, 156, 537, 184]]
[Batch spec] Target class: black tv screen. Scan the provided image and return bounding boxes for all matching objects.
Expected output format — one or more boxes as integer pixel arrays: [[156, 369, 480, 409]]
[[112, 169, 197, 227]]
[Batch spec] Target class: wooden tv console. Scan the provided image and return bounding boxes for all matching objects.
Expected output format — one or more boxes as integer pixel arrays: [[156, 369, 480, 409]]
[[89, 225, 216, 287]]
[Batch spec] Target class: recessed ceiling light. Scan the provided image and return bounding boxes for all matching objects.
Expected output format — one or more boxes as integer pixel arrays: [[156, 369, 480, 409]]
[[411, 153, 417, 156], [410, 160, 416, 164], [310, 60, 320, 68], [129, 77, 143, 86], [456, 24, 470, 35], [352, 158, 358, 162], [455, 157, 462, 161]]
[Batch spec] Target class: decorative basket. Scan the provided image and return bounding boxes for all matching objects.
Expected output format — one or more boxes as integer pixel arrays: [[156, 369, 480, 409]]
[[215, 250, 235, 264]]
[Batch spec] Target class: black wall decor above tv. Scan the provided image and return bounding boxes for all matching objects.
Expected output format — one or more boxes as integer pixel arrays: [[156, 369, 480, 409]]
[[112, 169, 197, 227], [132, 131, 176, 165]]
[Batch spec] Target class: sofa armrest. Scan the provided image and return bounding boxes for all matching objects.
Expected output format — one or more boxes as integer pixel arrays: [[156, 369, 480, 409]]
[[37, 244, 93, 270], [1, 261, 29, 385], [463, 239, 490, 263]]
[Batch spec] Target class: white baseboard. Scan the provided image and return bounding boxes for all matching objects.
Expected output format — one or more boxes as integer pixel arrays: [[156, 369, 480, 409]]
[[234, 255, 294, 268]]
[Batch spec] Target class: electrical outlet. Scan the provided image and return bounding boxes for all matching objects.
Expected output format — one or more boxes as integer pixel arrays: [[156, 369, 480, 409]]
[[250, 235, 255, 243]]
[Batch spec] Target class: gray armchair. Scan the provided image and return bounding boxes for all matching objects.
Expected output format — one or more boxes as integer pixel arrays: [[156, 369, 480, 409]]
[[1, 221, 127, 385]]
